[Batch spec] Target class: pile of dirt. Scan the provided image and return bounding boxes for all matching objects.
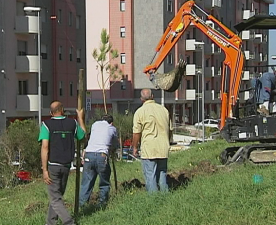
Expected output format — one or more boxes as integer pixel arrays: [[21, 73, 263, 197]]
[[167, 160, 217, 189], [119, 160, 217, 191]]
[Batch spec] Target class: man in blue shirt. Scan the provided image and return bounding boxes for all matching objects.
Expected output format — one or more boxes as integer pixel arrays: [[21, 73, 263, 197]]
[[38, 101, 86, 225], [251, 72, 276, 115], [79, 114, 118, 208]]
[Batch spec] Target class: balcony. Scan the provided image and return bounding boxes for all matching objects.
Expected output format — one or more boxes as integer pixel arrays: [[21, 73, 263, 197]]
[[253, 33, 263, 44], [262, 34, 268, 43], [186, 39, 211, 54], [15, 16, 40, 34], [16, 55, 39, 73], [218, 68, 222, 76], [211, 43, 221, 54], [240, 91, 250, 101], [186, 40, 203, 51], [186, 64, 196, 75], [205, 90, 215, 102], [204, 0, 221, 9], [242, 71, 250, 80], [17, 95, 39, 111], [243, 10, 255, 20], [244, 50, 254, 60], [262, 0, 274, 4], [186, 89, 196, 100], [241, 30, 253, 40], [204, 66, 214, 78], [252, 52, 263, 63]]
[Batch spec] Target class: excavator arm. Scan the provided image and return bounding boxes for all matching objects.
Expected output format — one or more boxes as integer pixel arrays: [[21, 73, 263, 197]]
[[143, 0, 244, 129]]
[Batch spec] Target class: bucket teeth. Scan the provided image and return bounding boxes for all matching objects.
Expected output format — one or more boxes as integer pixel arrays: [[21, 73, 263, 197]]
[[151, 59, 186, 92]]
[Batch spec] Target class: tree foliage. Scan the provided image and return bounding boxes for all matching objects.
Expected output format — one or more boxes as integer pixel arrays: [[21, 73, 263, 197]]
[[92, 28, 123, 113]]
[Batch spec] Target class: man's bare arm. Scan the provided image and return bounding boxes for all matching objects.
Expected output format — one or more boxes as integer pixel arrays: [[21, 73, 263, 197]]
[[76, 108, 86, 134], [41, 140, 52, 185], [132, 133, 141, 157]]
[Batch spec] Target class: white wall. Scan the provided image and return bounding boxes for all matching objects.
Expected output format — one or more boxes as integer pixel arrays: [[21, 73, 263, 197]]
[[86, 0, 110, 90]]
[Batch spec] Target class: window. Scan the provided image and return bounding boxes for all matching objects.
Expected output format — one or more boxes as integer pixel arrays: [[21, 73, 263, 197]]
[[206, 59, 209, 67], [41, 44, 47, 59], [59, 81, 63, 96], [69, 46, 73, 61], [206, 81, 209, 91], [186, 56, 190, 64], [167, 53, 173, 64], [41, 8, 47, 23], [77, 49, 81, 63], [120, 0, 125, 11], [18, 40, 27, 55], [120, 53, 126, 64], [42, 81, 48, 96], [59, 46, 62, 60], [187, 80, 191, 89], [16, 1, 25, 16], [167, 0, 173, 12], [58, 9, 62, 24], [69, 12, 72, 26], [120, 27, 126, 38], [18, 80, 27, 95], [69, 82, 73, 96], [76, 16, 80, 29]]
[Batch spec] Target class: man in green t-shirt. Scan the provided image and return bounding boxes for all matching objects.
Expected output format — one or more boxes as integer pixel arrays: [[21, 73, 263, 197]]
[[38, 101, 86, 225]]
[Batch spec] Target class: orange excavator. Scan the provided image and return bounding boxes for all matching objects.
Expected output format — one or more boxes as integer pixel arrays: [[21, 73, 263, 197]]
[[143, 0, 276, 165]]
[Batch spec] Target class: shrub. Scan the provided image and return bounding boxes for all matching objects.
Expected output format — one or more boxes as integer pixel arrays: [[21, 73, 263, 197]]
[[0, 119, 40, 188]]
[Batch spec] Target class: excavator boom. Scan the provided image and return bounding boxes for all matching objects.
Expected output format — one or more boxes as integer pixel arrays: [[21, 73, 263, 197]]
[[143, 0, 244, 129]]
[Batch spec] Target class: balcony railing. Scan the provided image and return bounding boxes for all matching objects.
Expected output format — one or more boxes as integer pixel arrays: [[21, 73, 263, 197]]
[[186, 64, 196, 75], [243, 10, 255, 20], [204, 0, 222, 9], [16, 55, 39, 73], [211, 43, 221, 54], [15, 16, 40, 34], [186, 89, 196, 100], [241, 30, 253, 40], [17, 95, 40, 111], [242, 71, 250, 80], [186, 40, 203, 51], [253, 33, 262, 43]]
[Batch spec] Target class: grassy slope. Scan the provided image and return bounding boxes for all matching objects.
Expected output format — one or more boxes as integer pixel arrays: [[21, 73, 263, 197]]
[[1, 139, 276, 225]]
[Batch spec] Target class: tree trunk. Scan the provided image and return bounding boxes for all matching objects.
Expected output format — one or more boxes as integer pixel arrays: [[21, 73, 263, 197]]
[[101, 67, 107, 114]]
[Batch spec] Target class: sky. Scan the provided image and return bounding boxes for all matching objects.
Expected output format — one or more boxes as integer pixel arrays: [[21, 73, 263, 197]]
[[268, 3, 276, 69]]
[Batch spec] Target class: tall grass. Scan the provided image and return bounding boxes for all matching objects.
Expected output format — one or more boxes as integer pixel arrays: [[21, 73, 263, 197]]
[[1, 140, 276, 225]]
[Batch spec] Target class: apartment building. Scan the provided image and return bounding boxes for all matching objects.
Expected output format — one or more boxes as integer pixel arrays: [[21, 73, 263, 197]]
[[85, 0, 272, 125], [0, 0, 86, 132]]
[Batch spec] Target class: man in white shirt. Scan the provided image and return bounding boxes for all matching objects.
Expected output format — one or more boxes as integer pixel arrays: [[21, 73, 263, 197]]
[[79, 114, 118, 207]]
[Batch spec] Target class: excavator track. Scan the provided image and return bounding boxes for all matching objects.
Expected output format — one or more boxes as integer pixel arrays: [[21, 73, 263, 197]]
[[220, 143, 276, 165]]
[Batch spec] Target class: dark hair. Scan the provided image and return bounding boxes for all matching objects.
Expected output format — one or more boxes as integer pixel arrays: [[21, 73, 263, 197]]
[[102, 114, 113, 124]]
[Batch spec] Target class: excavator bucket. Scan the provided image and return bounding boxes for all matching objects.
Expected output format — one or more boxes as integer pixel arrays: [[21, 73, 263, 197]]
[[150, 59, 186, 92]]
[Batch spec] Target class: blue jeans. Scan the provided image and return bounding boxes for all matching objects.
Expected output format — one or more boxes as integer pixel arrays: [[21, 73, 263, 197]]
[[142, 158, 168, 192], [79, 152, 111, 206]]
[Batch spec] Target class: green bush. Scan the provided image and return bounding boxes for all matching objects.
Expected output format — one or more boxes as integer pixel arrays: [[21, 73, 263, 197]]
[[0, 119, 40, 188]]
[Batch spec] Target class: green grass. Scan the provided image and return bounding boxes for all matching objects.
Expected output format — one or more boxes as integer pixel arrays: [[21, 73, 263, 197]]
[[2, 139, 276, 225]]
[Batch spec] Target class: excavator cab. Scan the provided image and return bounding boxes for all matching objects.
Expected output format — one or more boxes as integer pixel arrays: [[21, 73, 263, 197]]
[[220, 14, 276, 165]]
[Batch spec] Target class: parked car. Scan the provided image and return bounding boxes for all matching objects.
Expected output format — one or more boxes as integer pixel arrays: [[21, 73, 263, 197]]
[[194, 119, 219, 129]]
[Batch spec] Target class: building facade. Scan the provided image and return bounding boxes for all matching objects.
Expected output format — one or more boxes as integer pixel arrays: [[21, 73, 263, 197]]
[[0, 0, 86, 132], [0, 0, 273, 132], [85, 0, 272, 125]]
